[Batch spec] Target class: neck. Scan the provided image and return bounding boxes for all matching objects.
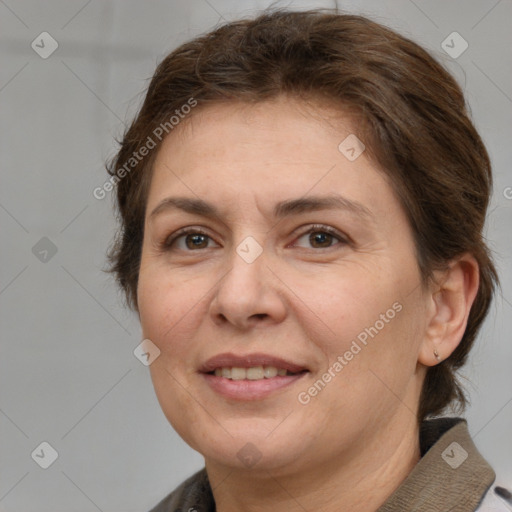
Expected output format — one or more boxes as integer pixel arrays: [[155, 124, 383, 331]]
[[206, 413, 421, 512]]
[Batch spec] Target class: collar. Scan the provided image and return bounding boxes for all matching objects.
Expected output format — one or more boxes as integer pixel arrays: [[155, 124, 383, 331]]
[[150, 417, 495, 512], [377, 417, 495, 511]]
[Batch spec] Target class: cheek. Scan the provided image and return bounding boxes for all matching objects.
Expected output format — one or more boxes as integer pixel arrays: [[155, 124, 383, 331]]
[[294, 263, 422, 392], [137, 265, 204, 350], [289, 264, 402, 348]]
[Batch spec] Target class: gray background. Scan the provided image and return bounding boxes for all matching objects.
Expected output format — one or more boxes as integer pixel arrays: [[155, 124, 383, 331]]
[[1, 0, 511, 510]]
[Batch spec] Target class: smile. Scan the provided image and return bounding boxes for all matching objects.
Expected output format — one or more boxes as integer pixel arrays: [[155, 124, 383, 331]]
[[199, 352, 310, 400], [210, 366, 302, 380]]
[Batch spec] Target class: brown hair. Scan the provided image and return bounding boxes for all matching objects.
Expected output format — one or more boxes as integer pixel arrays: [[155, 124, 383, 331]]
[[106, 8, 498, 421]]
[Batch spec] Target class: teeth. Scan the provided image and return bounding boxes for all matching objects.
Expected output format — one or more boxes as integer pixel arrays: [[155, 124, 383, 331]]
[[212, 366, 297, 380], [246, 366, 264, 380], [263, 366, 278, 378], [231, 367, 246, 380]]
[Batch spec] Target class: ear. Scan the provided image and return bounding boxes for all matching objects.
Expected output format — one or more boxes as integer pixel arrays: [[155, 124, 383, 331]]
[[418, 253, 480, 367]]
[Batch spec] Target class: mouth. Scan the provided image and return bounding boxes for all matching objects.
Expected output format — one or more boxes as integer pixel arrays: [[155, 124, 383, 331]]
[[207, 366, 306, 380], [199, 352, 309, 376], [199, 353, 309, 400]]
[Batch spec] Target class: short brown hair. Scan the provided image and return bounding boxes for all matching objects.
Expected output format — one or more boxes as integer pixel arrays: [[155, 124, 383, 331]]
[[106, 8, 498, 421]]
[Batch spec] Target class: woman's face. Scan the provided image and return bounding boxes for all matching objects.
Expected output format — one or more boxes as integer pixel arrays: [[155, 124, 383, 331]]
[[138, 96, 431, 475]]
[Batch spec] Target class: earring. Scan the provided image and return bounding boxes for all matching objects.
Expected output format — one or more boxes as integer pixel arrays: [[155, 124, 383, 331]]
[[433, 349, 441, 362]]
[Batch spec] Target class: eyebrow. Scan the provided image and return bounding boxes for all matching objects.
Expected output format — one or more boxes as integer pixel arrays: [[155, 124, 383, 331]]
[[149, 194, 374, 221]]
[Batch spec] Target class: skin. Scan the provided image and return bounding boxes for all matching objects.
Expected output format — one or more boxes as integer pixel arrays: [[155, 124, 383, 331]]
[[137, 95, 479, 512]]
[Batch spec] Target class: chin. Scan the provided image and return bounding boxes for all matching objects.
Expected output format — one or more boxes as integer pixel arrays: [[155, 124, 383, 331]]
[[183, 419, 309, 471]]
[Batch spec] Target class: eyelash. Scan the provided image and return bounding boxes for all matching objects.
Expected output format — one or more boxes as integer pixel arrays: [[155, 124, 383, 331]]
[[161, 224, 348, 252]]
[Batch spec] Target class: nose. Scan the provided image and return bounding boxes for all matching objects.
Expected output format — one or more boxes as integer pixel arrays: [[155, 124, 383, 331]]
[[209, 245, 287, 330]]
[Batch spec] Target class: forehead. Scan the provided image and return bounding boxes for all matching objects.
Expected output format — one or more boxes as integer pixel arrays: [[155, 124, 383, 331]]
[[171, 95, 358, 150], [147, 96, 397, 222]]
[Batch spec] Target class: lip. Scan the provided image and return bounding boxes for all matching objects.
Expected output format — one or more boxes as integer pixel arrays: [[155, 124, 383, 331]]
[[199, 352, 309, 401], [199, 352, 308, 374], [201, 372, 307, 401]]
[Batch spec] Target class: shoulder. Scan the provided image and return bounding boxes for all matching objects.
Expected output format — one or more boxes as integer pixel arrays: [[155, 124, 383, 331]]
[[147, 468, 215, 512], [476, 483, 512, 511]]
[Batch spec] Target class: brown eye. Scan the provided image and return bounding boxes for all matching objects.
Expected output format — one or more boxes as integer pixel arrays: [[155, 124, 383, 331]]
[[294, 225, 346, 250], [163, 229, 219, 251], [308, 231, 335, 248], [184, 233, 209, 249]]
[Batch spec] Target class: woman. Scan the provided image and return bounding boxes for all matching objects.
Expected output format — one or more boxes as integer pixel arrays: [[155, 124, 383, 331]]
[[106, 8, 509, 512]]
